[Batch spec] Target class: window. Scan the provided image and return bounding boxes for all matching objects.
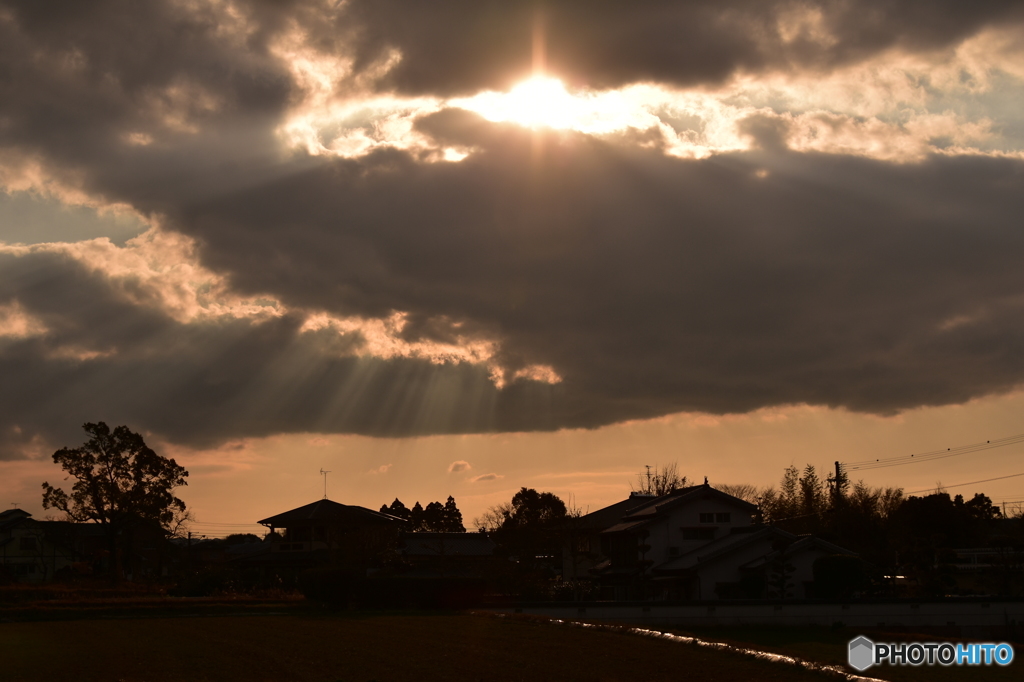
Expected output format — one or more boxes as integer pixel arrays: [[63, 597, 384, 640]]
[[699, 513, 714, 523], [682, 528, 716, 541], [716, 512, 731, 523]]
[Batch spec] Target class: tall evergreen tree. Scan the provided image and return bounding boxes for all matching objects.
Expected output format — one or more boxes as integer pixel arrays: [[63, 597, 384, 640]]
[[382, 498, 411, 523], [443, 495, 466, 532], [410, 501, 425, 531], [423, 500, 446, 531]]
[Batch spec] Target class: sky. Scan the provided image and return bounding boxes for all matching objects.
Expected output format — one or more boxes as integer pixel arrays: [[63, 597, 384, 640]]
[[2, 0, 1024, 536]]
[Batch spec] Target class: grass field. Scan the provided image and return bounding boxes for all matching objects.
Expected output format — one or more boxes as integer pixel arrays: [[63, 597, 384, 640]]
[[0, 607, 1018, 681]]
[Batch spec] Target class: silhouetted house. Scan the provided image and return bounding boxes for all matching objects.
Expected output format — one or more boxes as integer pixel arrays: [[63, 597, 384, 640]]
[[571, 484, 859, 600], [236, 499, 405, 579], [399, 532, 497, 577], [0, 509, 174, 582], [562, 492, 663, 581], [653, 526, 854, 599], [0, 509, 76, 582]]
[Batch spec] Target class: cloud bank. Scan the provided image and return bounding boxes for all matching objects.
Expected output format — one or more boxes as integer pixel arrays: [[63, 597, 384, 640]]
[[1, 0, 1024, 457]]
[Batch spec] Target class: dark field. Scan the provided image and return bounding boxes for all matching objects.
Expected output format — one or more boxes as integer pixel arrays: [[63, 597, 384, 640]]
[[1, 610, 839, 682], [1, 608, 1018, 682], [674, 625, 1020, 682]]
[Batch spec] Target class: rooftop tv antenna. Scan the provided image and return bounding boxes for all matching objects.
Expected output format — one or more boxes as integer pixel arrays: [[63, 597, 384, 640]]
[[319, 468, 331, 500]]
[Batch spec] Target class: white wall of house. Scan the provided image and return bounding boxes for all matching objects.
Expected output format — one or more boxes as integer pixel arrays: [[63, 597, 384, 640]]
[[646, 496, 754, 565]]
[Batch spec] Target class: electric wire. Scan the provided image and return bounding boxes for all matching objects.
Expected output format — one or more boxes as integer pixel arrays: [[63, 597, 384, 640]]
[[903, 471, 1024, 496], [844, 432, 1024, 472]]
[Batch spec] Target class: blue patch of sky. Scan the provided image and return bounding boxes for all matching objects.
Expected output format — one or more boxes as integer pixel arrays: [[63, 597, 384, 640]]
[[0, 191, 148, 246]]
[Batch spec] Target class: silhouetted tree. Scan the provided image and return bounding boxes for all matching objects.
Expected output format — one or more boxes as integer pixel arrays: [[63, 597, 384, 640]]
[[382, 498, 411, 523], [410, 501, 425, 530], [383, 497, 465, 531], [423, 501, 445, 531], [41, 422, 188, 580], [442, 496, 466, 532], [716, 483, 760, 504], [486, 487, 567, 571], [632, 463, 687, 496]]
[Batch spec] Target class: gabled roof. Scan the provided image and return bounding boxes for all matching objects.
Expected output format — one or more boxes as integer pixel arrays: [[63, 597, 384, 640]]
[[0, 508, 33, 530], [576, 494, 660, 530], [653, 526, 797, 573], [258, 498, 404, 527], [400, 532, 496, 557], [621, 485, 758, 520], [594, 485, 759, 536], [738, 535, 857, 570], [600, 518, 654, 535]]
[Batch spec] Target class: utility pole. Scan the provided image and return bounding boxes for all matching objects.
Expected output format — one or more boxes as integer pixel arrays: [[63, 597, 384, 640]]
[[320, 468, 331, 500]]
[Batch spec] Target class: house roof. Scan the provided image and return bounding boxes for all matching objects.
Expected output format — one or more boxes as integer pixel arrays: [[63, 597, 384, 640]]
[[576, 494, 660, 530], [652, 527, 859, 575], [738, 535, 857, 570], [653, 526, 797, 573], [621, 485, 758, 520], [595, 485, 759, 536], [257, 498, 404, 527], [400, 532, 496, 557], [600, 518, 654, 535], [0, 508, 32, 530]]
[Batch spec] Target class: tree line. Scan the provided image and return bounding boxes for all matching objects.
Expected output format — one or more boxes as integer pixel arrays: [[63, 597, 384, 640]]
[[379, 497, 465, 533], [31, 423, 1023, 597]]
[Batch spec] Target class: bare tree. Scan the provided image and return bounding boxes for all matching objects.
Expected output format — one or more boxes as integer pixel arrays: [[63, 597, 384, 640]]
[[716, 483, 760, 503], [473, 502, 512, 533], [631, 463, 688, 496]]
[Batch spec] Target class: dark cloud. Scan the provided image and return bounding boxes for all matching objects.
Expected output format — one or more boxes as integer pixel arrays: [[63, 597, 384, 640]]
[[6, 117, 1024, 454], [0, 249, 561, 458], [165, 118, 1024, 424], [2, 0, 1024, 455], [343, 0, 1024, 95]]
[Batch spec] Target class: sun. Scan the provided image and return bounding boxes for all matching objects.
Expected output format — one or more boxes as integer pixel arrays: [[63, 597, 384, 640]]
[[454, 76, 581, 129]]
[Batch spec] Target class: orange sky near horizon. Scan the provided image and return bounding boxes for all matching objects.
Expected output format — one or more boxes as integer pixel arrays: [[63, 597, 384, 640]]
[[5, 390, 1023, 537], [3, 1, 1024, 542]]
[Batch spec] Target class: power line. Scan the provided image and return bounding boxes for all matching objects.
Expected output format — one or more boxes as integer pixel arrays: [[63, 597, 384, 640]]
[[904, 471, 1024, 496], [845, 432, 1024, 472]]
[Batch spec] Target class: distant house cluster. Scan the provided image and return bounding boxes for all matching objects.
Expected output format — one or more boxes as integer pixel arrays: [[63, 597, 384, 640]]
[[11, 483, 1020, 602]]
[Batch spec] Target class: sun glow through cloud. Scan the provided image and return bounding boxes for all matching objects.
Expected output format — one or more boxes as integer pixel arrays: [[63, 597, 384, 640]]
[[457, 76, 581, 129]]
